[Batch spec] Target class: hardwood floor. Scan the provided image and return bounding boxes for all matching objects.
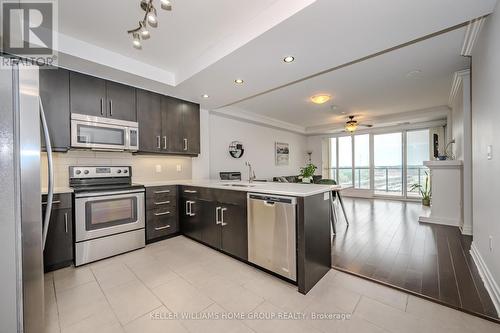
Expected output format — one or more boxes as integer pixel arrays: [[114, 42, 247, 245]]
[[331, 197, 499, 321]]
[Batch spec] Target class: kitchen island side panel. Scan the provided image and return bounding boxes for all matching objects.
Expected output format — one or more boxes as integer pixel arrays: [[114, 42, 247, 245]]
[[297, 192, 331, 294]]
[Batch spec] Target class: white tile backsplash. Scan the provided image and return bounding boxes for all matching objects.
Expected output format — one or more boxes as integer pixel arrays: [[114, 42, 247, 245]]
[[41, 150, 192, 188]]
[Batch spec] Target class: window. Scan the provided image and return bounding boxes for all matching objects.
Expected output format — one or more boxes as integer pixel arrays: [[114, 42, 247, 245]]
[[406, 129, 430, 197], [374, 132, 403, 195], [354, 134, 370, 189], [338, 136, 353, 186], [328, 138, 337, 181]]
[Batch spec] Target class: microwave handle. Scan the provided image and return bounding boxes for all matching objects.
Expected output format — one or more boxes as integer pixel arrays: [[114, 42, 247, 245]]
[[100, 98, 104, 116]]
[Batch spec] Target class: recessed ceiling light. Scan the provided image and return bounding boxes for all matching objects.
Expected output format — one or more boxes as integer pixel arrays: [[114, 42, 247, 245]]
[[284, 56, 295, 63], [202, 94, 209, 98], [235, 79, 244, 84], [310, 94, 331, 104]]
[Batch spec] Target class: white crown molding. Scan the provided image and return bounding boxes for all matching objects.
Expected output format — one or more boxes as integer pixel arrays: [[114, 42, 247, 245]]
[[449, 69, 471, 106], [210, 107, 307, 135], [470, 242, 500, 317], [461, 17, 486, 56]]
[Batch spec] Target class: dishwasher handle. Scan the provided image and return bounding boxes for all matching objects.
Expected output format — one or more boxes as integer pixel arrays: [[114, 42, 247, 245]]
[[248, 193, 296, 205]]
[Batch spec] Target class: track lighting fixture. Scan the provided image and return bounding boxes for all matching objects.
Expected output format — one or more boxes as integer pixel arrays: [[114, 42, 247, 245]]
[[127, 0, 173, 49]]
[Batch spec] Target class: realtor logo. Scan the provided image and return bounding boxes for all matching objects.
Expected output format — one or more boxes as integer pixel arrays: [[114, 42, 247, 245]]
[[1, 0, 57, 65]]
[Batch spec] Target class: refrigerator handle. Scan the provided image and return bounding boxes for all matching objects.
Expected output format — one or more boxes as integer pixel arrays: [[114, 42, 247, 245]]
[[40, 97, 54, 250]]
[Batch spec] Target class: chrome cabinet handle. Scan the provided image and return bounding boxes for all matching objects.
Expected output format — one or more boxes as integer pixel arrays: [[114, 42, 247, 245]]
[[100, 98, 104, 116], [155, 225, 171, 231], [154, 190, 171, 194], [215, 207, 222, 224], [188, 201, 195, 216], [184, 190, 197, 194], [64, 212, 68, 233], [183, 138, 188, 151], [163, 136, 167, 150], [42, 200, 60, 205], [185, 201, 190, 216], [156, 136, 161, 149], [109, 100, 113, 116], [154, 201, 170, 205], [154, 211, 170, 216], [221, 208, 228, 226]]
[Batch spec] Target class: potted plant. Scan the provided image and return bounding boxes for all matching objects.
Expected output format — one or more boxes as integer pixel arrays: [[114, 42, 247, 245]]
[[299, 163, 317, 183], [410, 171, 431, 206]]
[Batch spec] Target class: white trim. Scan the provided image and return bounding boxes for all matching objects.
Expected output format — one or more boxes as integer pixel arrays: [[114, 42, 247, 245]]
[[210, 108, 306, 135], [461, 18, 486, 56], [460, 224, 473, 236], [418, 215, 461, 227], [448, 69, 471, 107], [470, 242, 500, 317]]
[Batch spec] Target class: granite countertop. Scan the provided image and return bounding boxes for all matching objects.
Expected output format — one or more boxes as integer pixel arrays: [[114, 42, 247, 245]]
[[139, 180, 341, 197]]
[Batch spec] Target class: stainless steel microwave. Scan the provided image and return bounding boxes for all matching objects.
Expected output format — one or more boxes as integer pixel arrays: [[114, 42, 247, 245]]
[[71, 113, 139, 151]]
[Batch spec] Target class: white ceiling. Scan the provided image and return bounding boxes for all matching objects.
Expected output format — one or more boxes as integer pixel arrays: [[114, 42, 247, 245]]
[[229, 27, 470, 132], [55, 0, 497, 132]]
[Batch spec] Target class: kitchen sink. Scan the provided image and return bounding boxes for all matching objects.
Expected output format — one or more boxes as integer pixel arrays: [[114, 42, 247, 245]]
[[221, 184, 256, 188]]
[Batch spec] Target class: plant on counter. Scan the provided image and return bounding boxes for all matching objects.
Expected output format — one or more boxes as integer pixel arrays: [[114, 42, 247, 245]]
[[299, 163, 317, 183], [410, 171, 431, 206]]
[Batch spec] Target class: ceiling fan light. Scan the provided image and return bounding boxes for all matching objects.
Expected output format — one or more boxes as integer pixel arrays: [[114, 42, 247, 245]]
[[345, 122, 358, 133], [160, 0, 172, 10]]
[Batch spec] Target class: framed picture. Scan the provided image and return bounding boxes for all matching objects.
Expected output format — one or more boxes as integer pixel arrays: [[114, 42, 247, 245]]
[[275, 142, 290, 166]]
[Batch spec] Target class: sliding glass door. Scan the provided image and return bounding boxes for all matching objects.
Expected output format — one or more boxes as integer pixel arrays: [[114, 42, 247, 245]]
[[354, 134, 370, 189], [338, 136, 353, 186], [374, 132, 403, 196]]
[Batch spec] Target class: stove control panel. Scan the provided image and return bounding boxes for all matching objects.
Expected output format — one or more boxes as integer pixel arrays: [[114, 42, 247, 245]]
[[69, 166, 131, 179]]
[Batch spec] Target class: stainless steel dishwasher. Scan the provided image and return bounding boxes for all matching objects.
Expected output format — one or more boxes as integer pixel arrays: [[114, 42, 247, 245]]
[[247, 193, 297, 281]]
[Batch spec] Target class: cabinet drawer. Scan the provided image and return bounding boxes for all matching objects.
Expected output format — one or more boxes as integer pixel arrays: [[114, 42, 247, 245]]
[[146, 186, 177, 199], [146, 196, 177, 210], [147, 215, 178, 240], [42, 193, 72, 210], [147, 205, 177, 217]]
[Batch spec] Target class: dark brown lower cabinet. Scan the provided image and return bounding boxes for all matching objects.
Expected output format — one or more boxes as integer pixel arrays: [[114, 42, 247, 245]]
[[146, 186, 179, 243], [180, 187, 248, 260], [42, 193, 73, 272]]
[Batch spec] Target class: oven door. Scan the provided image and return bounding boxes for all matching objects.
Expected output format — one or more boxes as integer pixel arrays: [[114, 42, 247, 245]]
[[75, 190, 145, 242], [71, 118, 129, 151]]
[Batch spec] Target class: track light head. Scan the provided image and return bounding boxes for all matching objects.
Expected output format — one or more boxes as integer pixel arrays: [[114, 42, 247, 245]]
[[132, 33, 142, 49], [160, 0, 172, 10], [147, 7, 158, 27]]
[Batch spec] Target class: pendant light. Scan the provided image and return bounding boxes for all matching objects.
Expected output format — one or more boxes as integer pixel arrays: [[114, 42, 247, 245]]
[[127, 0, 173, 49]]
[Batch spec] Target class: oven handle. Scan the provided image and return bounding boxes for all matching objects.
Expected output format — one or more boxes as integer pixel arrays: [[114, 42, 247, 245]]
[[74, 189, 145, 198]]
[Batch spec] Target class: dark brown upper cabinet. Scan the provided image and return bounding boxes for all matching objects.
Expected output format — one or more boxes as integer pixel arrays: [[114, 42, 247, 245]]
[[69, 72, 136, 122], [39, 67, 71, 152], [162, 97, 200, 155], [136, 89, 163, 153]]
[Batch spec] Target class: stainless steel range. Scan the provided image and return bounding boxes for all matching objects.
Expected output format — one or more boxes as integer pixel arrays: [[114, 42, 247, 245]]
[[70, 166, 145, 266]]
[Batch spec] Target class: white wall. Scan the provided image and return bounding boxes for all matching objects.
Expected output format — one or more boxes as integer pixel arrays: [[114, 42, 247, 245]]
[[471, 3, 500, 313], [208, 112, 308, 180], [451, 82, 465, 160], [191, 109, 211, 180]]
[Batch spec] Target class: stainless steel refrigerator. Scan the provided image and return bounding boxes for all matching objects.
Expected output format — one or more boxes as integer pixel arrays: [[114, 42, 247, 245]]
[[0, 62, 55, 333]]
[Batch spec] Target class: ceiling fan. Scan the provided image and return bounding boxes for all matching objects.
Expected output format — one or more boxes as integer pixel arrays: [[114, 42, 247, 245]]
[[343, 115, 373, 133]]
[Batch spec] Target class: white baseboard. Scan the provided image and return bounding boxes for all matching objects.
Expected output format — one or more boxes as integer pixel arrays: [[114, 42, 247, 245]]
[[460, 224, 473, 236], [470, 242, 500, 317], [418, 215, 460, 227]]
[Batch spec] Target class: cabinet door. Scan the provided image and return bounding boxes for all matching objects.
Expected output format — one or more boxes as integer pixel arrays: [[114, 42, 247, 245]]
[[39, 67, 70, 152], [69, 72, 107, 117], [200, 201, 219, 248], [137, 89, 162, 153], [106, 81, 136, 121], [220, 203, 248, 260], [180, 197, 202, 241], [162, 96, 184, 152], [182, 101, 200, 154], [43, 209, 73, 272]]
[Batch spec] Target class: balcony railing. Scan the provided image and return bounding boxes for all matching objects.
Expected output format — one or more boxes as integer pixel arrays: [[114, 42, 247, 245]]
[[324, 165, 428, 195]]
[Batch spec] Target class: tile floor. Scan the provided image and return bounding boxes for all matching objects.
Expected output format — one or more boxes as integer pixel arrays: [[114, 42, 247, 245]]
[[44, 236, 500, 333]]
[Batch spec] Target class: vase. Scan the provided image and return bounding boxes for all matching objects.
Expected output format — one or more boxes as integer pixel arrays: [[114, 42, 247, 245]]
[[422, 198, 431, 207], [302, 177, 312, 183]]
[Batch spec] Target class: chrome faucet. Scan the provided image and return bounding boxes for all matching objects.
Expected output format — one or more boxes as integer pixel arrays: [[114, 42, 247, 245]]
[[245, 162, 256, 183]]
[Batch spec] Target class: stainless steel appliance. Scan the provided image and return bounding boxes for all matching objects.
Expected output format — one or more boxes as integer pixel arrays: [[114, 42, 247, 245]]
[[0, 62, 51, 332], [247, 193, 297, 281], [71, 113, 139, 151], [70, 166, 145, 266]]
